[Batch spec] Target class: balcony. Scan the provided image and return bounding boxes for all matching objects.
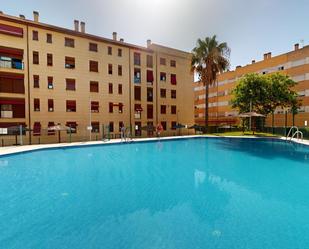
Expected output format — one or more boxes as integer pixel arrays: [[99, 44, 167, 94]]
[[134, 76, 141, 84], [0, 58, 24, 70]]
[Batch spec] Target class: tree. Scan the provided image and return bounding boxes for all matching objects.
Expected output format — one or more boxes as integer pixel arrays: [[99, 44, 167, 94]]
[[232, 73, 300, 128], [191, 36, 230, 131]]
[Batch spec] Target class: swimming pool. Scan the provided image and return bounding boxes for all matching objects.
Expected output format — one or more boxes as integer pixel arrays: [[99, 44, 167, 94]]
[[0, 137, 309, 249]]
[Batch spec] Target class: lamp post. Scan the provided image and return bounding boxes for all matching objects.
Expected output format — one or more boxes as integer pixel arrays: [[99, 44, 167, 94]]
[[89, 97, 92, 141]]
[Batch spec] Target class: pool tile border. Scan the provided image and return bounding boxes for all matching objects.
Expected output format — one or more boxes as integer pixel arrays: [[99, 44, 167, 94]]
[[0, 135, 308, 157]]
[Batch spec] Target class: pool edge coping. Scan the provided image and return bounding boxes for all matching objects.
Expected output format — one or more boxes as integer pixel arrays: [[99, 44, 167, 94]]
[[0, 135, 307, 156]]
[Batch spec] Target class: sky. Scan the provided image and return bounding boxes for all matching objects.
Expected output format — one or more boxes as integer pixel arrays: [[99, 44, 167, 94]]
[[1, 0, 309, 69]]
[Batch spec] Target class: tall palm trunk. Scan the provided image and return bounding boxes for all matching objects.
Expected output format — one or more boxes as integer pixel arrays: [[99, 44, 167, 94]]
[[205, 83, 209, 132]]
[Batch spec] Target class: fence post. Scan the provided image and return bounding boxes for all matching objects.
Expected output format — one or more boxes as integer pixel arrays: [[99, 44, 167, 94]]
[[19, 125, 23, 146]]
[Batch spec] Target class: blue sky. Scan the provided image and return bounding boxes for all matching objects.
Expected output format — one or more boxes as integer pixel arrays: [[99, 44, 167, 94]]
[[1, 0, 309, 69]]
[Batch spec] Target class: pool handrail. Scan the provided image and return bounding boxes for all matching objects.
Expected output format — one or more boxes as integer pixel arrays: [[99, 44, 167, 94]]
[[286, 126, 299, 140]]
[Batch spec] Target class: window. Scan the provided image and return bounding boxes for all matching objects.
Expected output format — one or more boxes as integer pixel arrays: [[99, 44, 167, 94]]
[[134, 86, 141, 101], [89, 60, 98, 72], [108, 83, 113, 94], [90, 81, 99, 92], [135, 122, 141, 136], [48, 99, 54, 112], [66, 100, 76, 112], [147, 55, 153, 68], [134, 52, 141, 65], [118, 103, 123, 113], [66, 122, 77, 133], [33, 75, 39, 88], [160, 89, 166, 98], [171, 105, 177, 114], [171, 74, 177, 85], [171, 121, 177, 130], [134, 104, 142, 119], [48, 122, 55, 135], [65, 37, 75, 48], [134, 68, 141, 83], [118, 65, 122, 76], [161, 121, 167, 130], [66, 78, 76, 91], [108, 46, 112, 55], [109, 102, 113, 113], [91, 101, 99, 112], [160, 72, 166, 81], [160, 105, 166, 114], [47, 76, 53, 89], [147, 70, 154, 83], [33, 122, 41, 136], [34, 98, 40, 111], [91, 122, 100, 133], [170, 60, 176, 67], [171, 89, 176, 99], [118, 84, 122, 94], [118, 48, 122, 57], [65, 57, 75, 69], [32, 30, 38, 41], [47, 53, 53, 66], [108, 64, 113, 75], [46, 33, 52, 43], [89, 42, 98, 52], [109, 122, 114, 132], [147, 104, 153, 119], [147, 87, 153, 102], [33, 51, 39, 64], [160, 58, 166, 65]]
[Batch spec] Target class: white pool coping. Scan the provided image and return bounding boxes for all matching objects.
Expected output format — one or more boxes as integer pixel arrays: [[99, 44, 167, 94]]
[[0, 134, 308, 156]]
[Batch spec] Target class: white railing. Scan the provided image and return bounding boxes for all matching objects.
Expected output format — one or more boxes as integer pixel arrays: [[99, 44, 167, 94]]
[[286, 126, 303, 141]]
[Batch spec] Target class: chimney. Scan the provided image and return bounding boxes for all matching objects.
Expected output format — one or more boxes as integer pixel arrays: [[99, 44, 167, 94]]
[[236, 65, 241, 69], [120, 38, 124, 42], [112, 32, 117, 41], [263, 53, 268, 60], [19, 14, 25, 19], [147, 39, 151, 48], [33, 11, 39, 22], [0, 11, 3, 14], [252, 60, 256, 64], [80, 22, 85, 33], [74, 20, 79, 32], [294, 43, 299, 51], [268, 52, 272, 59]]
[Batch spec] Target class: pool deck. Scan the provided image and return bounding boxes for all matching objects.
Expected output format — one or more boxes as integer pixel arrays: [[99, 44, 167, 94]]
[[0, 135, 308, 156]]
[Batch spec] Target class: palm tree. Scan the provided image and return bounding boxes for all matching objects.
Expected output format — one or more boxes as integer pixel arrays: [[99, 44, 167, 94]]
[[191, 36, 230, 132]]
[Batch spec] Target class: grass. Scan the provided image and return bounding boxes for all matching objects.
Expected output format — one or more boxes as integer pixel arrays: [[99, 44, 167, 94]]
[[210, 131, 280, 137]]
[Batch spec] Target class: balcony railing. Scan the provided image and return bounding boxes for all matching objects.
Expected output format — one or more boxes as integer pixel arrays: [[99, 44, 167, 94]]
[[0, 59, 24, 70]]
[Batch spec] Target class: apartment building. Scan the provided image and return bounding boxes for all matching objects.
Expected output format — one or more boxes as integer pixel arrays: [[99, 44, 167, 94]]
[[0, 11, 194, 144], [195, 44, 309, 128]]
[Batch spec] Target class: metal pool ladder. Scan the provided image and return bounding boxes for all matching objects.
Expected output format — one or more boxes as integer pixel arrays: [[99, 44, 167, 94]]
[[286, 126, 303, 141]]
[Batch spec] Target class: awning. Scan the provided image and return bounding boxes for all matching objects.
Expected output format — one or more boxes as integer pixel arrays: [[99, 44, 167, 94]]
[[0, 98, 25, 105], [0, 24, 23, 38], [0, 46, 23, 59]]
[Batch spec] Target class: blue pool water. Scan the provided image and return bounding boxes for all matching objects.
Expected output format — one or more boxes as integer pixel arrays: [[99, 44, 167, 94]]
[[1, 137, 309, 249]]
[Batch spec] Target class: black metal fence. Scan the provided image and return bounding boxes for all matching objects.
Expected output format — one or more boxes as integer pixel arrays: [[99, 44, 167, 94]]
[[0, 124, 195, 147]]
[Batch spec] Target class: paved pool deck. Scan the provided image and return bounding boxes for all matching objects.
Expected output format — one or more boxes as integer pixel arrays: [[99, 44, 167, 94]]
[[0, 135, 308, 156]]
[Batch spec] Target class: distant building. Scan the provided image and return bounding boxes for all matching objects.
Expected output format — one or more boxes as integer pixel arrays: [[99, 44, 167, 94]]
[[195, 44, 309, 128]]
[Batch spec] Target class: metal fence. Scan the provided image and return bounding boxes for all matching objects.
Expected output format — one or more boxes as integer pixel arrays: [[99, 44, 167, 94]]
[[0, 124, 195, 147]]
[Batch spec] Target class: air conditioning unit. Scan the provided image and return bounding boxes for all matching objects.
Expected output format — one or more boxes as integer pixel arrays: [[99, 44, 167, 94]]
[[1, 111, 13, 118]]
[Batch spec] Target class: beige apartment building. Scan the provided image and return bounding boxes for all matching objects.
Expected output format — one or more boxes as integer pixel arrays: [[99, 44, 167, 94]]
[[0, 11, 194, 145], [195, 44, 309, 128]]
